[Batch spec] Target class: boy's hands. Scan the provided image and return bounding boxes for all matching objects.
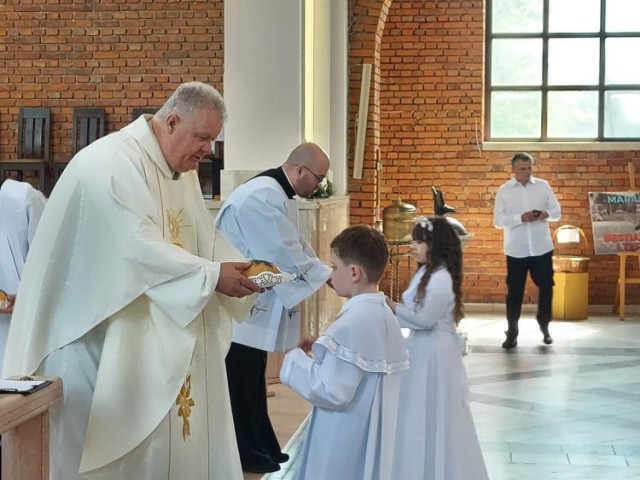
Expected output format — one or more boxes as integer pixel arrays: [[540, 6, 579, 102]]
[[298, 336, 318, 353], [385, 295, 397, 313]]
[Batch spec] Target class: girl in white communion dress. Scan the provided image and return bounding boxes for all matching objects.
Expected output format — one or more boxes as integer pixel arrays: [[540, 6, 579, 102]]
[[386, 216, 489, 480]]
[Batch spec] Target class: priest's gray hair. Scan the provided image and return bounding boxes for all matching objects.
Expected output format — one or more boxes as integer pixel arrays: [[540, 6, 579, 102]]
[[156, 82, 228, 122]]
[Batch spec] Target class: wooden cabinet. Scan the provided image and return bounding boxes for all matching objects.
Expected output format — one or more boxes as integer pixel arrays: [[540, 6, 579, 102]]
[[206, 196, 350, 383], [296, 197, 349, 338]]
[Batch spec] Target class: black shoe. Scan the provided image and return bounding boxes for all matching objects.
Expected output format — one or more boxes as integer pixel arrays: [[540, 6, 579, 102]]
[[242, 459, 280, 474], [541, 326, 553, 345], [241, 453, 281, 474], [502, 331, 518, 349], [271, 452, 290, 463]]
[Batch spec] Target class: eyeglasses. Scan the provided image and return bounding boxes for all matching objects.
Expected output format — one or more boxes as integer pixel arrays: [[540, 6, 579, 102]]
[[300, 165, 325, 184]]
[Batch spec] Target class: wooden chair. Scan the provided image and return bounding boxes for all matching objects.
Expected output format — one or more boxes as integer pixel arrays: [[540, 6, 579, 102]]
[[53, 107, 106, 183], [71, 107, 106, 154], [199, 141, 224, 199], [0, 107, 50, 193], [131, 108, 157, 121]]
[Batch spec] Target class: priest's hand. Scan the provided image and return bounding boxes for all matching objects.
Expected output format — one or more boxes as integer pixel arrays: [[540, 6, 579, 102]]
[[216, 262, 263, 298], [0, 294, 16, 314]]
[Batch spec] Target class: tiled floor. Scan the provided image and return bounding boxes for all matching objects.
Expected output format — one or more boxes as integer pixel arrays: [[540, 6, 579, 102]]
[[251, 309, 640, 480]]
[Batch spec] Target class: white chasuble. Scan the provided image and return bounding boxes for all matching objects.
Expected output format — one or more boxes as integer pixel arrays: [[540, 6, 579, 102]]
[[85, 197, 216, 478], [3, 116, 253, 480]]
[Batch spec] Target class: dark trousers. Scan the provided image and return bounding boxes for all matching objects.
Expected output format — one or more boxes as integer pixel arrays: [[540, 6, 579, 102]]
[[506, 251, 554, 334], [226, 342, 283, 465]]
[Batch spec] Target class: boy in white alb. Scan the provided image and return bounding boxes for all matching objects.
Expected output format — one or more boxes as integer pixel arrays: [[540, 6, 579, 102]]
[[280, 225, 409, 480]]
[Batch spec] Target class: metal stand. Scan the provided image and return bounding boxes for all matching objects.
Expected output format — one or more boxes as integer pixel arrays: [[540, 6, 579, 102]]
[[387, 241, 412, 302]]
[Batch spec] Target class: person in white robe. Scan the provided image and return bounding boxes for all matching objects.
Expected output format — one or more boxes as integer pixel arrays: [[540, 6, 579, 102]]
[[0, 178, 46, 371], [386, 216, 489, 480], [1, 82, 262, 480], [214, 143, 331, 473], [281, 225, 409, 480]]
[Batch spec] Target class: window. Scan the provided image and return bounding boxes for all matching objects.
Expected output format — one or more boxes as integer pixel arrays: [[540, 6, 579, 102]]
[[486, 0, 640, 142]]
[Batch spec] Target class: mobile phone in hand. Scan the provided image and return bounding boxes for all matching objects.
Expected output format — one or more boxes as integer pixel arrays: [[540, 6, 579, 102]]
[[531, 209, 541, 217]]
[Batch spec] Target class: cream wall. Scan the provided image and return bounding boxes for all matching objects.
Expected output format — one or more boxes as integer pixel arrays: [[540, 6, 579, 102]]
[[224, 0, 303, 172], [223, 0, 348, 196]]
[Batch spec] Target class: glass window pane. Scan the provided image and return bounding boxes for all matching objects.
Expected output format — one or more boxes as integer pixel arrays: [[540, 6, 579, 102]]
[[492, 0, 543, 33], [549, 0, 600, 33], [548, 39, 600, 86], [605, 91, 640, 138], [490, 92, 542, 138], [491, 39, 542, 86], [547, 91, 599, 138], [607, 0, 640, 32], [606, 39, 640, 84]]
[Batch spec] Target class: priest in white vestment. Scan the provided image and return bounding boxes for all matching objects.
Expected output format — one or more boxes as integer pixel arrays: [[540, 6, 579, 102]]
[[280, 226, 409, 480], [0, 178, 46, 371], [214, 143, 331, 473], [2, 82, 262, 480]]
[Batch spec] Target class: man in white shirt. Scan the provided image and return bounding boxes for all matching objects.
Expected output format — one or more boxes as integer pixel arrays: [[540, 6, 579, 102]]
[[494, 152, 561, 349]]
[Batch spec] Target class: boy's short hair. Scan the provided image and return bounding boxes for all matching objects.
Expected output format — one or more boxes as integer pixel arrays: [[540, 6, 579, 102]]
[[330, 225, 388, 283]]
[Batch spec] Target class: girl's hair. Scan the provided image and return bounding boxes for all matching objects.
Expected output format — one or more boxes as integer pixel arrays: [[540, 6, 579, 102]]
[[412, 216, 464, 324]]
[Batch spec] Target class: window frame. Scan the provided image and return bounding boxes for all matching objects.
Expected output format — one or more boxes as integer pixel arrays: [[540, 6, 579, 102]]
[[485, 0, 640, 144]]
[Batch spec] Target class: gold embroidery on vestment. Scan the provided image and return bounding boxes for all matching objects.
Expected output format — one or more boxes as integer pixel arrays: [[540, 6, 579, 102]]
[[176, 374, 195, 441], [167, 209, 186, 248]]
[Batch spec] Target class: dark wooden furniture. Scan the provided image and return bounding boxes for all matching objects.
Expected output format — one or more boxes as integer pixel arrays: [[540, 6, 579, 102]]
[[53, 107, 106, 184], [131, 108, 157, 121], [199, 141, 224, 199], [71, 107, 106, 154], [0, 108, 51, 193]]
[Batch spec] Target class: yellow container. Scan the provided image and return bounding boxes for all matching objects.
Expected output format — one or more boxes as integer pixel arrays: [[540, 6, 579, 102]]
[[552, 272, 588, 320]]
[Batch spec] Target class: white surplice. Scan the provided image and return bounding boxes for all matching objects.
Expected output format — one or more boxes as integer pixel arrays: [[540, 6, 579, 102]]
[[392, 266, 489, 480], [215, 176, 330, 352], [0, 179, 46, 372], [280, 292, 409, 480], [2, 115, 254, 480]]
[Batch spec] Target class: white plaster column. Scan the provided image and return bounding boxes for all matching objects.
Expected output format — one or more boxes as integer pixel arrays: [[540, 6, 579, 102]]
[[223, 0, 348, 197]]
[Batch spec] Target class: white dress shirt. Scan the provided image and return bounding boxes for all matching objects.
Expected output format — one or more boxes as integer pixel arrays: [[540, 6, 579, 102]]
[[494, 176, 561, 258]]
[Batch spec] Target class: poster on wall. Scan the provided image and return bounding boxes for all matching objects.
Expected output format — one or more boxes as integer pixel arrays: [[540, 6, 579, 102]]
[[588, 192, 640, 254]]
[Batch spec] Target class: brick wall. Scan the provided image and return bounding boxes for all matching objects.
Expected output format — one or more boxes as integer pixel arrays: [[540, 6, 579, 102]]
[[0, 0, 224, 162], [1, 0, 637, 307], [352, 0, 640, 306]]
